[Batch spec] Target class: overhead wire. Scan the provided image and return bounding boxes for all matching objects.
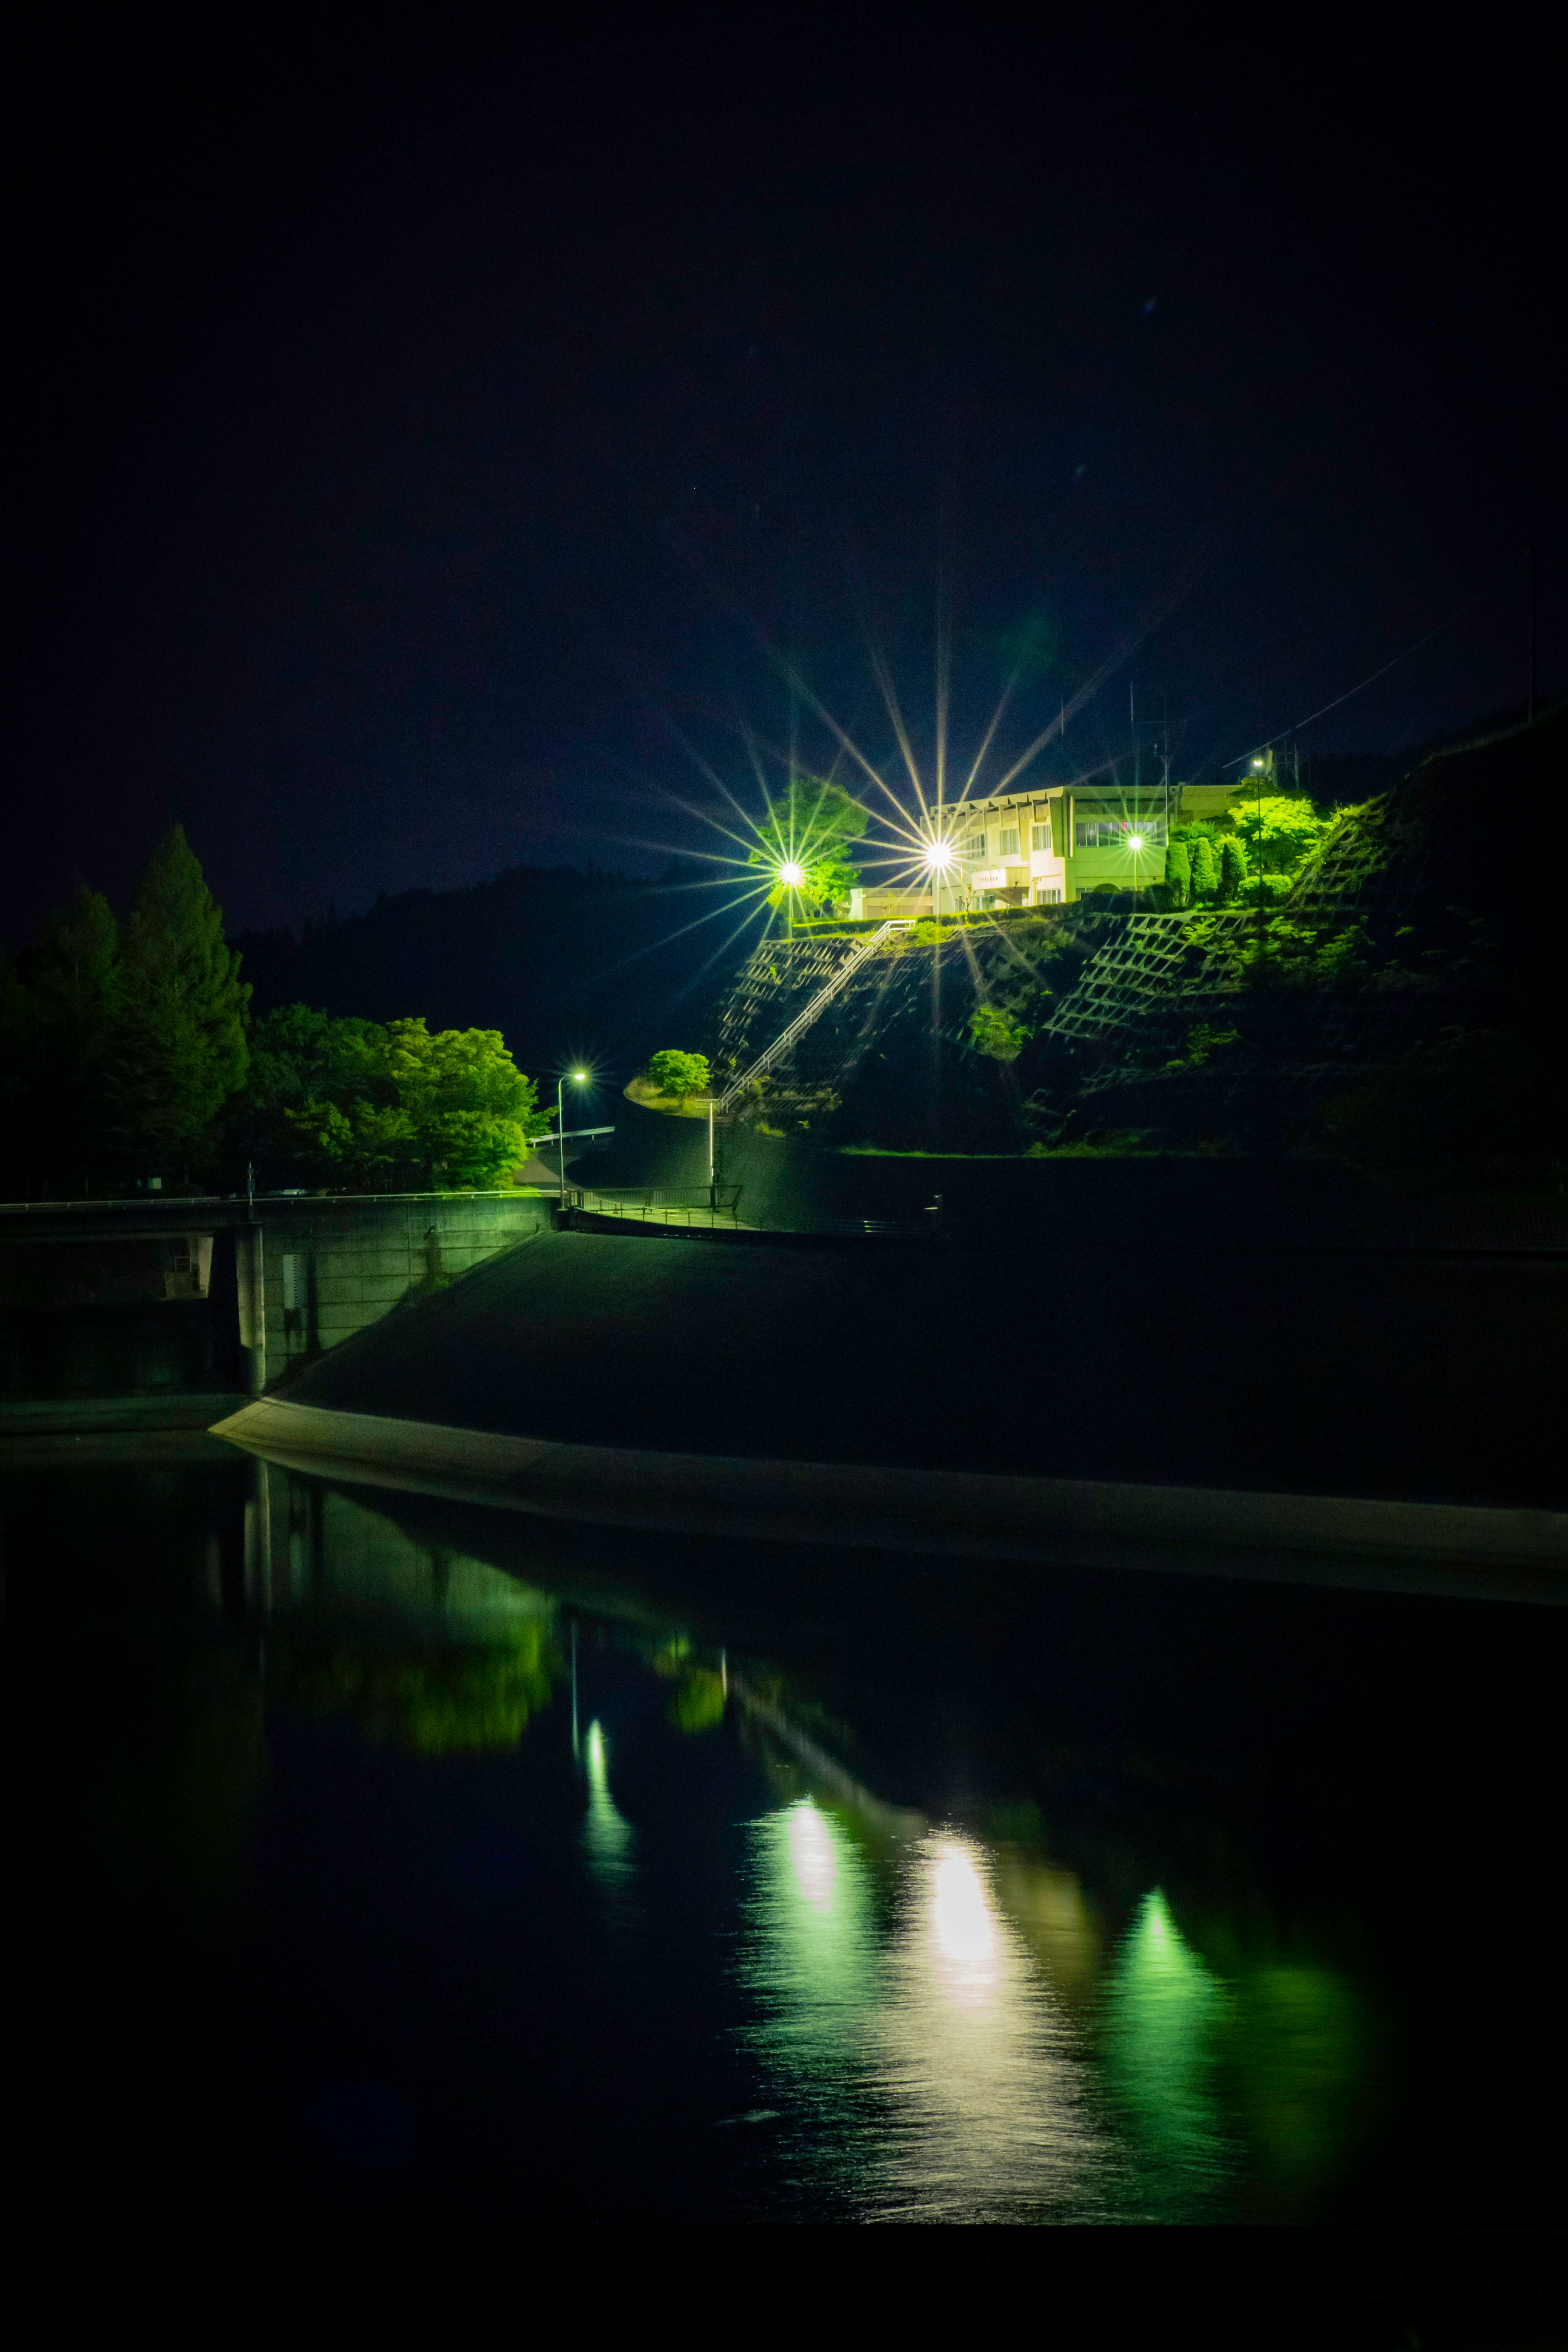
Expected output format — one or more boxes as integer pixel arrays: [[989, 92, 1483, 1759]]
[[1221, 620, 1453, 768]]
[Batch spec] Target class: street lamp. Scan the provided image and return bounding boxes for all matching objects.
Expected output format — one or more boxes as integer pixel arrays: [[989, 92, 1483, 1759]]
[[556, 1069, 589, 1197], [775, 859, 808, 941], [921, 837, 956, 924]]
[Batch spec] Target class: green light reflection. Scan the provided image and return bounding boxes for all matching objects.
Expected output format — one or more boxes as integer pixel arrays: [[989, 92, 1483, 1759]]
[[1100, 1889, 1233, 2216], [739, 1806, 1105, 2219], [583, 1719, 634, 1888], [744, 1801, 879, 2078], [1234, 1961, 1375, 2210]]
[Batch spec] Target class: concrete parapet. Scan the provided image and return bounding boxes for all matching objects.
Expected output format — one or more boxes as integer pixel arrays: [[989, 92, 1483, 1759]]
[[0, 1190, 549, 1423], [257, 1195, 548, 1385]]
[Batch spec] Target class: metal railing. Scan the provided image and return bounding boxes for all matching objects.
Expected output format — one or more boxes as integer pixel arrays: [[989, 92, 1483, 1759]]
[[561, 1185, 942, 1241], [563, 1183, 747, 1229], [715, 919, 915, 1111]]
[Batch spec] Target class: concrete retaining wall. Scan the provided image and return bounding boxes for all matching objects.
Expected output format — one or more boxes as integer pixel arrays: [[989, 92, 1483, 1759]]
[[256, 1194, 550, 1388], [0, 1191, 550, 1426], [594, 1096, 1568, 1250]]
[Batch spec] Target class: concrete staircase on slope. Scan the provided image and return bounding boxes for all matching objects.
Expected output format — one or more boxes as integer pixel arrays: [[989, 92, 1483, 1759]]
[[715, 921, 913, 1111]]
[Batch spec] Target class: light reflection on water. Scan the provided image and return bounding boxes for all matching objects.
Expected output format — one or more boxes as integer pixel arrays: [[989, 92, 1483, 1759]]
[[1100, 1890, 1233, 2217], [18, 1446, 1548, 2227], [583, 1718, 635, 1888], [740, 1802, 1110, 2220]]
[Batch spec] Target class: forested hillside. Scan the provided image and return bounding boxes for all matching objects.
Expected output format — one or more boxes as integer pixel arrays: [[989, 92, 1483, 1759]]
[[703, 704, 1568, 1177], [232, 860, 748, 1087]]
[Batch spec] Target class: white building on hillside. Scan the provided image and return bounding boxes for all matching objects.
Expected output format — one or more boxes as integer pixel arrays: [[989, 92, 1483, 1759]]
[[846, 777, 1242, 918]]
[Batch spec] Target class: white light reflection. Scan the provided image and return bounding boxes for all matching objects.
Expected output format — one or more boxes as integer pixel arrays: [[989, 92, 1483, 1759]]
[[872, 1833, 1101, 2215], [788, 1800, 838, 1910], [929, 1843, 1001, 1990], [583, 1719, 634, 1887], [739, 1814, 1106, 2220], [738, 1802, 879, 2136]]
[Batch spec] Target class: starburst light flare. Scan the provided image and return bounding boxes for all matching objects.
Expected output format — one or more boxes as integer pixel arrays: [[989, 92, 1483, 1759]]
[[591, 564, 1208, 958]]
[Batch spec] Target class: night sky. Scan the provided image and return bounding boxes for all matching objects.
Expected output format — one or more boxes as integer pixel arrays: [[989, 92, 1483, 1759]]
[[11, 13, 1561, 948]]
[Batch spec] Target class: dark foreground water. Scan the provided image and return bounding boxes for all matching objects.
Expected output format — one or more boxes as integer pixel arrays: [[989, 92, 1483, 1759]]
[[7, 1440, 1567, 2256]]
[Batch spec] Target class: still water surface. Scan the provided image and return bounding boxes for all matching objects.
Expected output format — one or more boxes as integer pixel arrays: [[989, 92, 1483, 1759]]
[[9, 1441, 1564, 2227]]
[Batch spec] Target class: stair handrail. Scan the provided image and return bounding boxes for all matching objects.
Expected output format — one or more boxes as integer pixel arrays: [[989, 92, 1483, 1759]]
[[715, 920, 914, 1111]]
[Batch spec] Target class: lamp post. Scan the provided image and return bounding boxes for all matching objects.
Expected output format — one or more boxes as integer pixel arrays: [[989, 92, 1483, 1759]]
[[777, 859, 806, 942], [922, 836, 954, 924], [921, 837, 956, 1154], [556, 1069, 589, 1198]]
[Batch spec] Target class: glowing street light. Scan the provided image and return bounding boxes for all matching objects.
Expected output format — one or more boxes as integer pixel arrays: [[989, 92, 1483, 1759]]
[[1127, 831, 1147, 853], [555, 1068, 590, 1197], [922, 836, 956, 925], [776, 860, 807, 888]]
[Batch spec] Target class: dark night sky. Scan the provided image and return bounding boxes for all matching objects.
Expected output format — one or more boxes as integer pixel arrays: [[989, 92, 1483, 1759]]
[[9, 11, 1561, 947]]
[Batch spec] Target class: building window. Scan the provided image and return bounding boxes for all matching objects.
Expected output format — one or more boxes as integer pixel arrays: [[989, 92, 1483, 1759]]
[[1074, 818, 1168, 849], [1035, 886, 1063, 904], [999, 827, 1019, 856], [961, 832, 986, 858], [1031, 824, 1051, 851]]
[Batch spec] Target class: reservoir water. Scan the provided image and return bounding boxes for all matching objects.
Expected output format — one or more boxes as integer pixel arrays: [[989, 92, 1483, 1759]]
[[9, 1436, 1565, 2233]]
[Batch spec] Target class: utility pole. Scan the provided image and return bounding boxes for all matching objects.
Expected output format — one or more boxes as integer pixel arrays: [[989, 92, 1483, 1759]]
[[1529, 543, 1538, 723], [1256, 755, 1267, 967]]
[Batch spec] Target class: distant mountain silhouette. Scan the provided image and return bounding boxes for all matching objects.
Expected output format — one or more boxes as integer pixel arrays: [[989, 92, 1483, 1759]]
[[231, 859, 762, 1088]]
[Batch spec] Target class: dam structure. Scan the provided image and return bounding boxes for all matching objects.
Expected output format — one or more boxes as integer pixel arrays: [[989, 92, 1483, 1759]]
[[214, 1202, 1568, 1604], [0, 1189, 549, 1433], [212, 710, 1568, 1599]]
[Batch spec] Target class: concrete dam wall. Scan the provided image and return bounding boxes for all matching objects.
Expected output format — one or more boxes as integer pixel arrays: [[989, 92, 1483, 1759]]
[[214, 1217, 1568, 1601], [0, 1191, 549, 1429]]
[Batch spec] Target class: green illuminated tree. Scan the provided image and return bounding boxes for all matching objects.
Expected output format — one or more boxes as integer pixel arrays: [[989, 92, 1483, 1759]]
[[240, 1007, 541, 1189], [748, 777, 868, 912], [969, 1003, 1031, 1061], [1231, 795, 1328, 878], [112, 827, 250, 1176], [381, 1019, 541, 1185], [1218, 836, 1248, 902], [1163, 841, 1191, 908], [646, 1048, 711, 1102], [1189, 836, 1219, 900]]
